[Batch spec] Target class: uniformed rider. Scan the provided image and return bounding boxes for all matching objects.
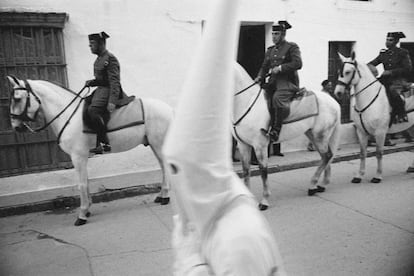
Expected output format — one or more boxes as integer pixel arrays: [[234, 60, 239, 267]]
[[255, 20, 303, 142], [85, 32, 133, 154], [368, 31, 413, 124]]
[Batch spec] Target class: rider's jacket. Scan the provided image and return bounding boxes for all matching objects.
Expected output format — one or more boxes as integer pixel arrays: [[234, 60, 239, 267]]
[[369, 46, 412, 84], [88, 50, 133, 107], [257, 40, 302, 92]]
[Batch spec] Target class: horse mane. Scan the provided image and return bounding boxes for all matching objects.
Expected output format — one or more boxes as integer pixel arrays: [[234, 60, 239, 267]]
[[36, 80, 82, 97]]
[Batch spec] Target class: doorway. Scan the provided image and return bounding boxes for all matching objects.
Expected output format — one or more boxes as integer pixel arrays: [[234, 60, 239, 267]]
[[237, 25, 265, 78]]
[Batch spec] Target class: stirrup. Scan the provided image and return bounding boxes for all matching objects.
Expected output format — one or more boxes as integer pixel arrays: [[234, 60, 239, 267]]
[[102, 143, 111, 152], [89, 145, 104, 154], [89, 143, 111, 154], [268, 129, 279, 142], [260, 128, 269, 136]]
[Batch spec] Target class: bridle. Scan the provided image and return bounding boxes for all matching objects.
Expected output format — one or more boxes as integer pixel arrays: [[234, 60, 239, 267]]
[[336, 61, 361, 92], [336, 60, 383, 136], [10, 80, 88, 143], [336, 60, 379, 98], [10, 80, 41, 123]]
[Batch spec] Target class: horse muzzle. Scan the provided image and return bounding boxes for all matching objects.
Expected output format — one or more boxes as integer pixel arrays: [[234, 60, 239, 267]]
[[334, 85, 345, 99], [14, 124, 28, 133]]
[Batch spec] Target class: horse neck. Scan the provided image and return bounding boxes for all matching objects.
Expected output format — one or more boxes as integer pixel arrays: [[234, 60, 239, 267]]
[[233, 80, 262, 116], [353, 64, 385, 109], [30, 81, 81, 133]]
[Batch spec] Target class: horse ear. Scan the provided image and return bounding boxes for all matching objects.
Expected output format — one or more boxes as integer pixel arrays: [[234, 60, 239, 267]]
[[6, 75, 20, 86], [337, 52, 346, 62], [351, 51, 356, 61]]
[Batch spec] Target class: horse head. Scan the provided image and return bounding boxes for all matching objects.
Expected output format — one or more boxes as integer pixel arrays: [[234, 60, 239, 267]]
[[334, 51, 361, 99], [7, 76, 41, 132]]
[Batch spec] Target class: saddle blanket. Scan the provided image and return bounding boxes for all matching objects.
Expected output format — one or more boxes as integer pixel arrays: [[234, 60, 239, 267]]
[[83, 98, 145, 134], [402, 84, 414, 113], [283, 89, 319, 124]]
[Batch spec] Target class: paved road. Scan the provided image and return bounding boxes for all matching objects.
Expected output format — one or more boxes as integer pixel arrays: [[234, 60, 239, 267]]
[[0, 151, 413, 276]]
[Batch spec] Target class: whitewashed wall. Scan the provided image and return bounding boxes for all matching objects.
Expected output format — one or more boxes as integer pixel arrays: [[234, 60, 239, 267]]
[[2, 0, 413, 101], [1, 0, 413, 171]]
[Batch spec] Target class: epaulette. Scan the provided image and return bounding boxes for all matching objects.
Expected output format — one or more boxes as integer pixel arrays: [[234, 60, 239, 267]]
[[380, 49, 387, 53], [267, 45, 275, 50]]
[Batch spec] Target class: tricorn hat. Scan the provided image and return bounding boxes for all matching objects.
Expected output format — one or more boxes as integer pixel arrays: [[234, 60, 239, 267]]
[[88, 31, 110, 41], [272, 20, 292, 32], [386, 32, 406, 40]]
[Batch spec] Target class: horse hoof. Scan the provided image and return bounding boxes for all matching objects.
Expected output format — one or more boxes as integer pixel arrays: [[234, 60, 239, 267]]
[[154, 196, 162, 203], [407, 167, 414, 173], [86, 211, 91, 218], [370, 177, 381, 183], [258, 203, 268, 211], [160, 197, 170, 205], [316, 185, 325, 193], [308, 186, 325, 196], [74, 218, 87, 226], [351, 177, 362, 183]]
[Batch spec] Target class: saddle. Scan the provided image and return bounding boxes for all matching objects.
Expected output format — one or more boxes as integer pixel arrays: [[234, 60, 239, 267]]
[[282, 88, 319, 124], [388, 82, 414, 124], [83, 97, 145, 134], [402, 83, 414, 112]]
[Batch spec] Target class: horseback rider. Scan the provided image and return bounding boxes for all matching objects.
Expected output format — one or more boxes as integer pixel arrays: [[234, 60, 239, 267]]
[[85, 32, 133, 154], [255, 21, 302, 142], [368, 31, 413, 124]]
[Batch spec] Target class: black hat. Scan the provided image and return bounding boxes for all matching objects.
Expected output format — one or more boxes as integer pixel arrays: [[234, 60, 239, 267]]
[[386, 32, 405, 40], [272, 21, 292, 32], [88, 31, 110, 41]]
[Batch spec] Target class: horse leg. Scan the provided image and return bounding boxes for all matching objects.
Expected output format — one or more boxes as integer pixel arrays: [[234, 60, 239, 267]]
[[322, 121, 340, 187], [306, 130, 330, 196], [371, 132, 386, 183], [151, 145, 170, 205], [72, 155, 91, 226], [255, 146, 270, 211], [238, 143, 252, 189], [352, 130, 368, 183]]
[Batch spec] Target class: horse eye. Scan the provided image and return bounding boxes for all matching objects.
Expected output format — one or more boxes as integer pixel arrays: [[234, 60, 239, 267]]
[[169, 163, 179, 174]]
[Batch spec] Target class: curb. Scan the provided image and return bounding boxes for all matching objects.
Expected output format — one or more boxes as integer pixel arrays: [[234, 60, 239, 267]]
[[0, 144, 413, 218]]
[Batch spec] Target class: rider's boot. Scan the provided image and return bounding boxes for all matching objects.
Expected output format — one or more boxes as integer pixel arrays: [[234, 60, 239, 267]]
[[269, 109, 283, 143], [89, 116, 111, 154], [260, 105, 275, 137]]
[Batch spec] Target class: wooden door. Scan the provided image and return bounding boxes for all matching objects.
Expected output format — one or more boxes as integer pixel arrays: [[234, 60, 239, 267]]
[[328, 41, 355, 123], [0, 22, 72, 177]]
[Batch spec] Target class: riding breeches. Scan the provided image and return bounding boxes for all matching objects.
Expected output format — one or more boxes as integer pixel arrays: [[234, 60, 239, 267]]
[[386, 83, 406, 117], [264, 89, 294, 131], [85, 88, 110, 144]]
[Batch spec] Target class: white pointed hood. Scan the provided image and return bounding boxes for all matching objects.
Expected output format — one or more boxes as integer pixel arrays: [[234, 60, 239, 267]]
[[163, 0, 252, 236]]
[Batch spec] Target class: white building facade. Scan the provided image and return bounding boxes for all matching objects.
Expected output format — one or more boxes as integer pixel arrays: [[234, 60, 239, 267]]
[[1, 0, 413, 175]]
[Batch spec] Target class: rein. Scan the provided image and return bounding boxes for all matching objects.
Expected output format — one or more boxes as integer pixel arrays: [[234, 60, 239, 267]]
[[10, 80, 89, 143], [234, 73, 270, 96], [337, 61, 383, 136], [234, 81, 258, 96], [233, 87, 262, 126], [353, 85, 382, 136]]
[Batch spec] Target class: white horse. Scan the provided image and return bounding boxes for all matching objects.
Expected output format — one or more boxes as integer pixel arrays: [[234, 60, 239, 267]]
[[334, 52, 414, 183], [7, 76, 173, 226], [232, 63, 341, 210]]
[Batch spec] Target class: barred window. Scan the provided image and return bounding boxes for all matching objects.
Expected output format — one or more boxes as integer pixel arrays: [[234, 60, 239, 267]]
[[0, 12, 71, 176]]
